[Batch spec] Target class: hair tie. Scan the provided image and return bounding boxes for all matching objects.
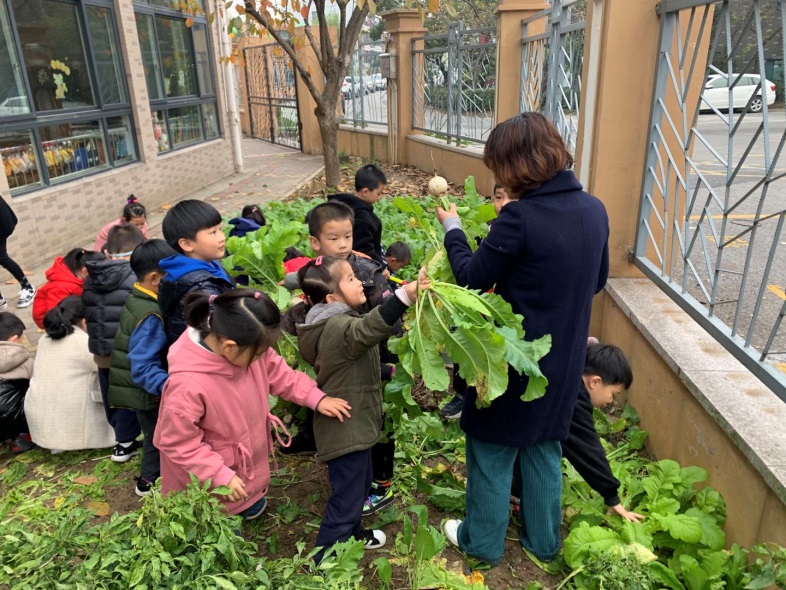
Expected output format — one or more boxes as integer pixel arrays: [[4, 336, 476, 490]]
[[253, 291, 261, 300], [314, 256, 323, 266]]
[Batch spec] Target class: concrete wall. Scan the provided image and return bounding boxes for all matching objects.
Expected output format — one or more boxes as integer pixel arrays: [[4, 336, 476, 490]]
[[338, 126, 390, 163], [0, 0, 236, 270]]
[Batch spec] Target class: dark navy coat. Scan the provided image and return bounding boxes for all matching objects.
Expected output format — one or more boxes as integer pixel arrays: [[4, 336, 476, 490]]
[[444, 170, 609, 448]]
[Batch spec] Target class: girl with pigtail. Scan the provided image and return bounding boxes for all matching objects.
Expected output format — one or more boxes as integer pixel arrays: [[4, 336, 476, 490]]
[[154, 288, 350, 520], [93, 195, 149, 252]]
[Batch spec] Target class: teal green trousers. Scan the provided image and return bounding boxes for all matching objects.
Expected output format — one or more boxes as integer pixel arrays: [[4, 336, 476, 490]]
[[457, 435, 562, 564]]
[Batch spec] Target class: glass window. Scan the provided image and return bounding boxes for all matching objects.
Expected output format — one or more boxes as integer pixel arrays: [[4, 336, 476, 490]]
[[136, 13, 164, 101], [152, 110, 170, 152], [192, 24, 214, 96], [12, 0, 95, 112], [107, 116, 136, 165], [202, 103, 218, 139], [38, 120, 108, 183], [86, 6, 126, 105], [709, 76, 729, 89], [156, 16, 197, 98], [1, 130, 41, 191], [168, 105, 203, 148], [0, 3, 30, 117]]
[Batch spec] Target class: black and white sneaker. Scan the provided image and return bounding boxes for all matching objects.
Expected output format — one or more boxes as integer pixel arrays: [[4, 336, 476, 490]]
[[17, 286, 35, 308], [439, 395, 464, 420], [362, 529, 386, 550], [135, 476, 154, 497], [0, 297, 7, 311], [112, 440, 141, 463]]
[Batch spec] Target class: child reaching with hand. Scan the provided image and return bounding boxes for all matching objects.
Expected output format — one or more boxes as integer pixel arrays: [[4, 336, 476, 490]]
[[295, 256, 426, 561], [154, 288, 351, 520]]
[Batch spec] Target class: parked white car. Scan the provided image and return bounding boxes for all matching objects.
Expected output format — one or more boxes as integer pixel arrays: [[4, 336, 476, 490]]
[[0, 96, 28, 117], [341, 76, 365, 98], [372, 73, 386, 91], [701, 73, 776, 113]]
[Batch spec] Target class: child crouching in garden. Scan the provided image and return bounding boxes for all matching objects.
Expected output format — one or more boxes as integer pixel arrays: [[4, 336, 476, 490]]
[[295, 256, 427, 562], [154, 289, 350, 520]]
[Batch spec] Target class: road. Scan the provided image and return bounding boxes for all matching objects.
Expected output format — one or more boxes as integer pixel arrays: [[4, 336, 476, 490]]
[[668, 112, 786, 375]]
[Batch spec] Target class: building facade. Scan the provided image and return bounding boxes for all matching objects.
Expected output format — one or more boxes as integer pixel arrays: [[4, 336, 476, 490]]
[[0, 0, 237, 268]]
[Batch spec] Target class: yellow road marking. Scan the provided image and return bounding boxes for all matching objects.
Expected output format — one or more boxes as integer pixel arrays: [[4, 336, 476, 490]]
[[688, 214, 759, 220], [768, 285, 786, 300]]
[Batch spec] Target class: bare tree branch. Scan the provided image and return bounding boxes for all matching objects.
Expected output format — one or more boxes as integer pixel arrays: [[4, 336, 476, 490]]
[[301, 0, 324, 72], [244, 1, 325, 109], [337, 0, 347, 56]]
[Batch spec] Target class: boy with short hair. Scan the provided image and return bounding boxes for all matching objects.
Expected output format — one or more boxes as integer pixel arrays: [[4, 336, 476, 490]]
[[158, 200, 234, 344], [327, 164, 388, 267], [109, 239, 177, 497], [281, 201, 397, 514], [0, 312, 34, 454], [83, 224, 145, 462]]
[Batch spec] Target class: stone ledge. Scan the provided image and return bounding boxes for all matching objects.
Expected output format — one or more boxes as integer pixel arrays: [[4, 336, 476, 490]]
[[339, 123, 389, 137], [407, 133, 485, 157], [607, 278, 786, 505]]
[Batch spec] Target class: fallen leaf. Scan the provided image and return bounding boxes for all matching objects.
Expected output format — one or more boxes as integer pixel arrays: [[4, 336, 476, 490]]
[[161, 203, 172, 210], [54, 496, 66, 509], [466, 571, 485, 584], [86, 501, 110, 516], [73, 475, 98, 485]]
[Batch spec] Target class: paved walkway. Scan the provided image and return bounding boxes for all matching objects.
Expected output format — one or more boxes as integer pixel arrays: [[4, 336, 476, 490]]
[[12, 139, 323, 349]]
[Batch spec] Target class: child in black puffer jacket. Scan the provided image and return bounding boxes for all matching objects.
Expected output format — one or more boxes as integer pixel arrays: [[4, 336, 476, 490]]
[[0, 312, 33, 454], [83, 224, 144, 462]]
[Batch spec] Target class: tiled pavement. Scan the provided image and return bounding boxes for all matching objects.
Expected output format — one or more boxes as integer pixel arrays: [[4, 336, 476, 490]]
[[9, 139, 324, 348]]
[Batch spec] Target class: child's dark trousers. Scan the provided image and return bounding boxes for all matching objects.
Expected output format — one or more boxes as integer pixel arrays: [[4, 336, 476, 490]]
[[98, 368, 140, 444], [135, 408, 160, 482]]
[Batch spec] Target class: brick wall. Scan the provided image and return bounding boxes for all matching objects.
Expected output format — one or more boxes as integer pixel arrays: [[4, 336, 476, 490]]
[[0, 0, 237, 271]]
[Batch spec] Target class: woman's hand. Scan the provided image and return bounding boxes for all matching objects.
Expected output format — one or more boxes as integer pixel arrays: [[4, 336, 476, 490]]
[[436, 203, 458, 224], [316, 396, 352, 422], [226, 475, 249, 502], [608, 503, 644, 522]]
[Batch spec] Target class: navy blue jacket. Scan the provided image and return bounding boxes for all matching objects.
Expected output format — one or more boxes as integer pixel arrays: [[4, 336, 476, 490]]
[[158, 255, 234, 344], [444, 170, 609, 447], [227, 217, 262, 239]]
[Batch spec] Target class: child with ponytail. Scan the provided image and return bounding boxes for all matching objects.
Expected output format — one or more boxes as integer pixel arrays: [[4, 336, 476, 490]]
[[93, 196, 148, 252], [154, 288, 350, 520], [25, 296, 115, 452], [33, 248, 105, 329], [295, 256, 427, 561]]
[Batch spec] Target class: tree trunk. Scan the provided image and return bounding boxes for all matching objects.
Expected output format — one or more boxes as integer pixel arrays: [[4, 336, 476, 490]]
[[316, 102, 341, 188]]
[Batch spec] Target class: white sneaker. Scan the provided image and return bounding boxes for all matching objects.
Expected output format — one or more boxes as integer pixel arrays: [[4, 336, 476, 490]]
[[442, 519, 461, 547], [0, 297, 6, 311], [17, 286, 35, 308], [362, 529, 386, 550]]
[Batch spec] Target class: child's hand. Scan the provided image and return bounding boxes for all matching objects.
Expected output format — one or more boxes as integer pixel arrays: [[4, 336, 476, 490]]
[[382, 268, 391, 279], [316, 396, 352, 422], [226, 476, 248, 502], [608, 503, 644, 522], [403, 269, 430, 301], [436, 203, 458, 223]]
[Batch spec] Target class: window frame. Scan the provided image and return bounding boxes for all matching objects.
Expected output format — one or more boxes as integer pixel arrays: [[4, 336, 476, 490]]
[[1, 0, 138, 196], [133, 0, 219, 155]]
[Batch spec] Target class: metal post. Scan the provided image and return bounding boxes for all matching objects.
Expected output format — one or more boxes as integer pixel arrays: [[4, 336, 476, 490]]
[[447, 23, 456, 144], [455, 21, 464, 144]]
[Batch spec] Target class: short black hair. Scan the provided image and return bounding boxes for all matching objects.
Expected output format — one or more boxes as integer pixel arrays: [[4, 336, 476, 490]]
[[493, 183, 502, 193], [306, 201, 354, 239], [355, 164, 387, 192], [106, 224, 145, 255], [0, 312, 25, 341], [386, 241, 411, 262], [584, 344, 633, 389], [162, 200, 222, 253], [130, 239, 177, 281]]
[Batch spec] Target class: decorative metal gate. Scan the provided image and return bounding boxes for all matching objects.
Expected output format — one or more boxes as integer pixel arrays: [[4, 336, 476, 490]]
[[243, 43, 301, 150], [635, 0, 786, 401]]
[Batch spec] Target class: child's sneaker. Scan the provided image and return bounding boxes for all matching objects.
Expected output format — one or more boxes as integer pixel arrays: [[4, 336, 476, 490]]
[[442, 519, 461, 547], [0, 296, 7, 311], [11, 433, 34, 454], [510, 494, 521, 516], [439, 395, 464, 420], [241, 496, 268, 520], [362, 481, 395, 516], [17, 286, 36, 308], [135, 476, 154, 497], [361, 529, 386, 550], [111, 439, 141, 462]]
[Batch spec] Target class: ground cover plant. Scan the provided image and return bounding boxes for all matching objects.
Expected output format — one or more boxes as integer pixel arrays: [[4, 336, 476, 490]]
[[2, 167, 786, 588]]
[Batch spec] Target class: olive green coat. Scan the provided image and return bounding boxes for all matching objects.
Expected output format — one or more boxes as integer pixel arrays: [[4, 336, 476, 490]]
[[296, 303, 396, 462]]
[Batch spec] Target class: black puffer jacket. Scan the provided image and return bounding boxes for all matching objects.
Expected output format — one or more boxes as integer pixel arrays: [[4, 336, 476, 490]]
[[83, 259, 136, 356]]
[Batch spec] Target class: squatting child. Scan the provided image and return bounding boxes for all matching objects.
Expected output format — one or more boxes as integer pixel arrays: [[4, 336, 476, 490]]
[[109, 239, 177, 497], [0, 312, 33, 454], [154, 289, 350, 520], [295, 256, 426, 561]]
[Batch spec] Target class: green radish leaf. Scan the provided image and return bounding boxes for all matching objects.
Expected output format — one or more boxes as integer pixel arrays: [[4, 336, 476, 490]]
[[563, 522, 624, 569]]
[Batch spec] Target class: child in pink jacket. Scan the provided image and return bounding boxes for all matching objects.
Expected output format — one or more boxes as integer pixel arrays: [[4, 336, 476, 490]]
[[154, 288, 350, 519]]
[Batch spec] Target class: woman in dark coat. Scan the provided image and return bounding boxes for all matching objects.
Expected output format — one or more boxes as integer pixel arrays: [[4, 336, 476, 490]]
[[0, 196, 35, 309], [437, 112, 610, 564]]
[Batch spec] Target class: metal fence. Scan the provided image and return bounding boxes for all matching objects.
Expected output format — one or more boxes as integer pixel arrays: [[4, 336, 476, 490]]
[[341, 39, 388, 128], [520, 0, 586, 154], [635, 0, 786, 401], [411, 23, 496, 145]]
